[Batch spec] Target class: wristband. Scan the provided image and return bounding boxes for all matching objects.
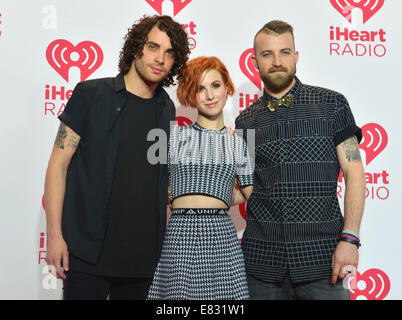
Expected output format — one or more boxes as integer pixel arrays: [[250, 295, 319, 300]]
[[342, 229, 360, 239], [339, 236, 361, 248], [341, 233, 360, 243]]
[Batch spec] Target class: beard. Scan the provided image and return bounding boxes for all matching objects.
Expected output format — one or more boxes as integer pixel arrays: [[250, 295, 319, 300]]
[[260, 65, 296, 93], [134, 58, 166, 85]]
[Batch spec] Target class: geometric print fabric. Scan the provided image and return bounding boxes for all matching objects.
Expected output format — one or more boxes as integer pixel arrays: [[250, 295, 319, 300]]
[[147, 210, 249, 300], [235, 77, 362, 283], [169, 122, 254, 208]]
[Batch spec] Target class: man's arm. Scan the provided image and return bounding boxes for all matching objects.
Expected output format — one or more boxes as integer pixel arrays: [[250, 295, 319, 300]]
[[44, 122, 80, 279], [231, 178, 253, 206], [331, 135, 366, 284]]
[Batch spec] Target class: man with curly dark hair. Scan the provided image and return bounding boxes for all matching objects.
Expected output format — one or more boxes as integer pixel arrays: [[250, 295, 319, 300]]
[[44, 15, 190, 300]]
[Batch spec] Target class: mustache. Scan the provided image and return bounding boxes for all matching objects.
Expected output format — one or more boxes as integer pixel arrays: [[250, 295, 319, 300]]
[[150, 65, 165, 71], [268, 67, 288, 73]]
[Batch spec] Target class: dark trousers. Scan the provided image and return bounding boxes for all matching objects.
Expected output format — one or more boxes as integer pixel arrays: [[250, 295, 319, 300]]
[[63, 270, 152, 300], [247, 272, 351, 300]]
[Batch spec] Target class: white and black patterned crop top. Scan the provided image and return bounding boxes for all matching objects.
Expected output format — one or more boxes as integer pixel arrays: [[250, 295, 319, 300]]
[[168, 122, 254, 207]]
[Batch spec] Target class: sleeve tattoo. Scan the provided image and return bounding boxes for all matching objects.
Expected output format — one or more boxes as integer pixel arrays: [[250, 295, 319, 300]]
[[342, 135, 362, 162], [54, 123, 79, 150]]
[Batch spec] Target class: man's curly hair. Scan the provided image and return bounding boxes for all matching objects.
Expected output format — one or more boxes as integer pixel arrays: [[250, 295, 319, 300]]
[[118, 15, 190, 87]]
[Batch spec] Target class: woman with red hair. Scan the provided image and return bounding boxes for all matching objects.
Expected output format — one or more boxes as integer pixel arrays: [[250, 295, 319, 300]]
[[148, 57, 254, 300]]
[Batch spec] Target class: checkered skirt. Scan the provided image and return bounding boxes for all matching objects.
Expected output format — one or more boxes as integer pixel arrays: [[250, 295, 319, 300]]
[[147, 209, 249, 300]]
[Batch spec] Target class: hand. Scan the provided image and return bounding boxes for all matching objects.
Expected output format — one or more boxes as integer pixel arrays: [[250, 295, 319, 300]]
[[46, 234, 69, 280], [225, 125, 237, 136], [331, 241, 359, 285]]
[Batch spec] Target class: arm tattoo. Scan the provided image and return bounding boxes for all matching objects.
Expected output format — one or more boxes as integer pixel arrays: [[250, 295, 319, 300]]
[[66, 134, 80, 150], [54, 123, 80, 150], [342, 135, 362, 162], [55, 123, 67, 149]]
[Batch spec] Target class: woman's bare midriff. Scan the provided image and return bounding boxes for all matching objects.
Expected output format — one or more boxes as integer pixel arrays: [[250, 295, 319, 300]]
[[172, 194, 228, 209]]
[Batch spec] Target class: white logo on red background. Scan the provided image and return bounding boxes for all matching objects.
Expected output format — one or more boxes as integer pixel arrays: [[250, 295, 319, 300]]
[[146, 0, 192, 16], [175, 116, 193, 127], [359, 123, 388, 166], [239, 48, 261, 90], [46, 39, 103, 82], [44, 39, 103, 117], [238, 48, 261, 114], [145, 0, 197, 50], [329, 0, 387, 57], [348, 268, 391, 300], [330, 0, 384, 24]]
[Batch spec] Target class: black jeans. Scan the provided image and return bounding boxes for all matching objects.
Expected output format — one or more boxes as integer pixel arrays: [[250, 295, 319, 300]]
[[247, 272, 351, 300], [63, 270, 152, 300]]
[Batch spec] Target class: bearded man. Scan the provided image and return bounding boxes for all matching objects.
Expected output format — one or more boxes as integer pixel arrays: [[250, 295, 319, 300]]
[[235, 20, 366, 300]]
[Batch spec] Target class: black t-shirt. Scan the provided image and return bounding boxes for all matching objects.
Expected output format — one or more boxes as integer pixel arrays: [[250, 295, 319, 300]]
[[69, 91, 159, 278]]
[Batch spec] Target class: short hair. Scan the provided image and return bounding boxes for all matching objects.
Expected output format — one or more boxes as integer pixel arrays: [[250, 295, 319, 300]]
[[254, 20, 295, 50], [177, 56, 235, 108], [118, 15, 190, 87]]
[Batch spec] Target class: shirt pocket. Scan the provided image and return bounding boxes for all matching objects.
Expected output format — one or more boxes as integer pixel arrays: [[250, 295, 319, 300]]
[[289, 118, 331, 139]]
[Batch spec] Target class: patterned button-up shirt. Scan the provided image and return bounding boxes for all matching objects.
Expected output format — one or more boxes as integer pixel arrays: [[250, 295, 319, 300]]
[[235, 77, 362, 283]]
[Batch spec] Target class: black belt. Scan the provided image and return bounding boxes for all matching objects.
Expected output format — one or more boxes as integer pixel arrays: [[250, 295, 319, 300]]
[[171, 208, 228, 215]]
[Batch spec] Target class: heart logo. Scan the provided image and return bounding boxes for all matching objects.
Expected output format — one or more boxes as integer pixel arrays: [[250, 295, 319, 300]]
[[145, 0, 163, 15], [329, 0, 384, 24], [239, 48, 261, 90], [145, 0, 192, 16], [171, 0, 192, 16], [359, 123, 388, 166], [175, 116, 193, 127], [349, 268, 390, 300], [46, 39, 103, 82]]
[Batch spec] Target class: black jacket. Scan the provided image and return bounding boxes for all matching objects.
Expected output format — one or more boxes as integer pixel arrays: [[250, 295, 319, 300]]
[[58, 73, 175, 264]]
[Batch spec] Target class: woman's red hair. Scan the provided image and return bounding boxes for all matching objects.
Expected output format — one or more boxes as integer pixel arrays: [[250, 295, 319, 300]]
[[177, 56, 235, 108]]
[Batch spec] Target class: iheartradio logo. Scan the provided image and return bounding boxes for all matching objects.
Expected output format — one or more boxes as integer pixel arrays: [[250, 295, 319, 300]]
[[238, 48, 261, 114], [328, 1, 387, 58], [145, 0, 192, 16], [144, 1, 197, 50], [347, 268, 390, 300], [175, 116, 193, 127], [46, 39, 103, 82], [359, 123, 388, 166], [239, 48, 261, 90], [330, 0, 384, 24]]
